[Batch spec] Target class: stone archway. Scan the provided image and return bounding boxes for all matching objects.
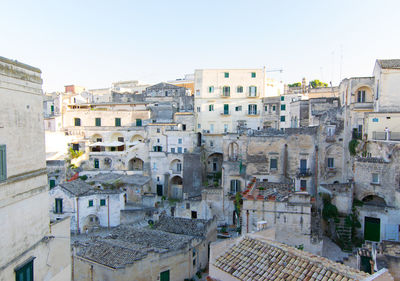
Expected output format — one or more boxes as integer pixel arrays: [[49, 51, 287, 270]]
[[169, 176, 183, 199], [128, 157, 144, 171]]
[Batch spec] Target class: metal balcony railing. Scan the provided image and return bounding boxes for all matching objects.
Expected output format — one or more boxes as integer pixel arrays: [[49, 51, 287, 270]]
[[297, 168, 312, 177]]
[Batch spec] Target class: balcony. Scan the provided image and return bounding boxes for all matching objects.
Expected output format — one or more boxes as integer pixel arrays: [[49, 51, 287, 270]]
[[353, 102, 373, 110], [325, 136, 336, 143], [297, 168, 312, 177], [372, 131, 400, 141], [247, 93, 258, 98], [246, 110, 260, 116]]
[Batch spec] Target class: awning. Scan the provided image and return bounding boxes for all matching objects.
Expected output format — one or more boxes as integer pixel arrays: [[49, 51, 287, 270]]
[[89, 141, 125, 147]]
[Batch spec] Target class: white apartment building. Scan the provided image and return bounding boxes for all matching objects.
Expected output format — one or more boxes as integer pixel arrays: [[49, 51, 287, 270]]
[[194, 69, 268, 134]]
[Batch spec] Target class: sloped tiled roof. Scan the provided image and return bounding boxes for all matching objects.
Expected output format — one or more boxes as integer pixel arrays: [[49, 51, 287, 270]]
[[153, 214, 209, 237], [213, 237, 369, 281], [75, 225, 195, 268], [377, 59, 400, 69], [59, 179, 123, 197]]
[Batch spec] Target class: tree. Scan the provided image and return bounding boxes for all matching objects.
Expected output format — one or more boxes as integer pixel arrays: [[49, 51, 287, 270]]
[[310, 80, 328, 88], [288, 82, 301, 88]]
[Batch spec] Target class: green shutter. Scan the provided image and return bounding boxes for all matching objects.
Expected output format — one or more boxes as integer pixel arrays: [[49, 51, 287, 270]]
[[49, 179, 56, 188], [100, 199, 106, 206], [0, 145, 6, 181], [95, 118, 101, 126], [136, 119, 142, 126], [94, 159, 99, 168], [74, 118, 81, 126], [224, 104, 229, 114], [115, 118, 121, 127], [281, 104, 286, 111]]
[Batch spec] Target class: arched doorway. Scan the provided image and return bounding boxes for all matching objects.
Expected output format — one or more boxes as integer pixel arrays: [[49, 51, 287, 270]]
[[128, 158, 144, 171], [170, 176, 183, 199], [362, 195, 386, 207], [228, 142, 239, 161]]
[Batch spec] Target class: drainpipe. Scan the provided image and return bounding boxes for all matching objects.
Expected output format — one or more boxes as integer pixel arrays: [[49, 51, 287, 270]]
[[314, 145, 319, 197], [283, 144, 289, 180], [76, 197, 80, 234], [107, 195, 110, 228]]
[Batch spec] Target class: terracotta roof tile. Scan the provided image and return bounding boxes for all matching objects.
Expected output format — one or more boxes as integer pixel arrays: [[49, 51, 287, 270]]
[[213, 237, 369, 281]]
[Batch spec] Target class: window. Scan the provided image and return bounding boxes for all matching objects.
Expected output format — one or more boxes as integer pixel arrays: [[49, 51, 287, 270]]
[[300, 180, 307, 191], [327, 126, 336, 136], [224, 104, 229, 115], [210, 141, 214, 147], [209, 104, 214, 111], [178, 138, 182, 144], [197, 106, 201, 112], [0, 145, 6, 181], [55, 198, 63, 214], [184, 148, 187, 153], [191, 211, 197, 219], [270, 158, 278, 170], [235, 106, 242, 112], [280, 116, 285, 122], [15, 258, 34, 281], [327, 158, 334, 168], [157, 138, 160, 143], [300, 159, 307, 172], [50, 104, 54, 112], [171, 148, 176, 153], [230, 180, 241, 193], [74, 118, 81, 126], [265, 105, 268, 112], [186, 203, 190, 209], [280, 96, 284, 101], [248, 104, 257, 115], [178, 147, 182, 153], [210, 124, 214, 133], [153, 146, 162, 152], [182, 124, 186, 131], [177, 163, 182, 172], [251, 72, 256, 78], [281, 104, 286, 111], [272, 105, 276, 111], [249, 86, 257, 97], [224, 72, 229, 78], [209, 86, 214, 93], [95, 118, 101, 127], [372, 173, 379, 184], [49, 179, 56, 189], [224, 124, 228, 133], [192, 248, 197, 266], [237, 86, 243, 93], [196, 90, 200, 96], [197, 124, 201, 129], [118, 137, 124, 142], [100, 199, 106, 206], [136, 119, 142, 126], [88, 200, 93, 207], [222, 86, 230, 96], [94, 159, 99, 169], [115, 118, 121, 127], [157, 128, 161, 133], [357, 90, 366, 102]]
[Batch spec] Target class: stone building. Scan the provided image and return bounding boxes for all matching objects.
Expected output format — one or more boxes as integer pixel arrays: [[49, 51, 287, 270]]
[[0, 56, 70, 280], [49, 179, 126, 233], [72, 215, 217, 281]]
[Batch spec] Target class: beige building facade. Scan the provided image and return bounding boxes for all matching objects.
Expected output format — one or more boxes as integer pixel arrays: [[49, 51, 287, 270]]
[[0, 57, 70, 281]]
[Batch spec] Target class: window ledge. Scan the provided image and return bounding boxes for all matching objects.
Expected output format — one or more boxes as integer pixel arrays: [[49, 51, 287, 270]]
[[370, 182, 380, 186]]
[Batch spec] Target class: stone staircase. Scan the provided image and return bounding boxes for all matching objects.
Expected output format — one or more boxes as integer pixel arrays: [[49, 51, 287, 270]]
[[335, 217, 353, 252]]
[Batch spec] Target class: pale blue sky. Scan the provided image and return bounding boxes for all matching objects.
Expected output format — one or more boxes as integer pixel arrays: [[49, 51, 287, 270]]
[[1, 0, 399, 91]]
